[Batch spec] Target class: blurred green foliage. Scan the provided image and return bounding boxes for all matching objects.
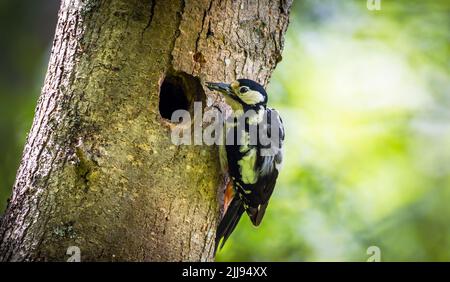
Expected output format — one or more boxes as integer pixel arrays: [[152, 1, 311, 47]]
[[0, 1, 59, 212], [217, 0, 450, 261], [0, 0, 449, 261]]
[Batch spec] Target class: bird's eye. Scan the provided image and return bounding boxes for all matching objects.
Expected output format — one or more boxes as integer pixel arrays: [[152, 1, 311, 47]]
[[239, 87, 249, 94]]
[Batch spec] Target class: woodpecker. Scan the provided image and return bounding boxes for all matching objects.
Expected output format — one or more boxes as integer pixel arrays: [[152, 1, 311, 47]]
[[206, 79, 285, 251]]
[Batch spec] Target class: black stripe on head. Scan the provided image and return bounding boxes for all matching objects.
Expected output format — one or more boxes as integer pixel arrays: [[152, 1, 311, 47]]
[[237, 79, 268, 104]]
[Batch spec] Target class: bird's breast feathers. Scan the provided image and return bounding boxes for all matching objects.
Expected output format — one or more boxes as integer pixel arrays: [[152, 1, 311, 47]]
[[225, 107, 284, 193]]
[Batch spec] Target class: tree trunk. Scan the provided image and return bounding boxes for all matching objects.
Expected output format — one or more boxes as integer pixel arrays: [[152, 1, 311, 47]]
[[0, 0, 291, 261]]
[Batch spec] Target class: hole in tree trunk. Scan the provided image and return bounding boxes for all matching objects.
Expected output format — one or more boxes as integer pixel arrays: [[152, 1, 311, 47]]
[[159, 71, 204, 120]]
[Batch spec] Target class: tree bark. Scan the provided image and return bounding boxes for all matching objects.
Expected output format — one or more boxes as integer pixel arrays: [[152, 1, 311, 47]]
[[0, 0, 291, 261]]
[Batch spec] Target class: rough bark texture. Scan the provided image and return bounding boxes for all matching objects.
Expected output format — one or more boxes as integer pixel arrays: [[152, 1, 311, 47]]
[[0, 0, 291, 261]]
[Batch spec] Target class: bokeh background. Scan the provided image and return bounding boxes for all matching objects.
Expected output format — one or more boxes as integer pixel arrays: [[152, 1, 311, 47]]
[[1, 1, 449, 261]]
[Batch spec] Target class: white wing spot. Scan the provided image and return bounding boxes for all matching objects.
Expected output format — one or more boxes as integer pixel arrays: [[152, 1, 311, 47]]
[[238, 148, 258, 184]]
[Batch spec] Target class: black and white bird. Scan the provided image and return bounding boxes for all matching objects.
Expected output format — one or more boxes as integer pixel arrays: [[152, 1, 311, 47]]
[[206, 79, 285, 251]]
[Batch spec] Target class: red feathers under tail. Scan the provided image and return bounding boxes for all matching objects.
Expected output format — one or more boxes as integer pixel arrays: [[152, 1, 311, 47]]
[[215, 196, 245, 253]]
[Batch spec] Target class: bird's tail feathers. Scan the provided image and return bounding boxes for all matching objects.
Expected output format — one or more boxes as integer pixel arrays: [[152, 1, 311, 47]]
[[247, 202, 268, 226], [215, 196, 245, 253]]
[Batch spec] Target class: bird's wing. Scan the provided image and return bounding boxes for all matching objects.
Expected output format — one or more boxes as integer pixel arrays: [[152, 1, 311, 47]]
[[247, 108, 285, 226], [259, 108, 284, 176]]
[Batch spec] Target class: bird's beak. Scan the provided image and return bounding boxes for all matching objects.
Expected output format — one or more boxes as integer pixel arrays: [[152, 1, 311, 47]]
[[206, 82, 233, 96]]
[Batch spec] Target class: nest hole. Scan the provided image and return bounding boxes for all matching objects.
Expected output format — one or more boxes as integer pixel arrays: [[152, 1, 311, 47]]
[[159, 72, 204, 120]]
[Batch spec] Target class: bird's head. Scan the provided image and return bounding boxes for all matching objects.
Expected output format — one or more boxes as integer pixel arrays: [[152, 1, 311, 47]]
[[206, 79, 267, 111]]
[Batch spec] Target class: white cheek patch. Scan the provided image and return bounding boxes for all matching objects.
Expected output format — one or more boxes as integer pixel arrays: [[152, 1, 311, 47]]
[[239, 90, 264, 105]]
